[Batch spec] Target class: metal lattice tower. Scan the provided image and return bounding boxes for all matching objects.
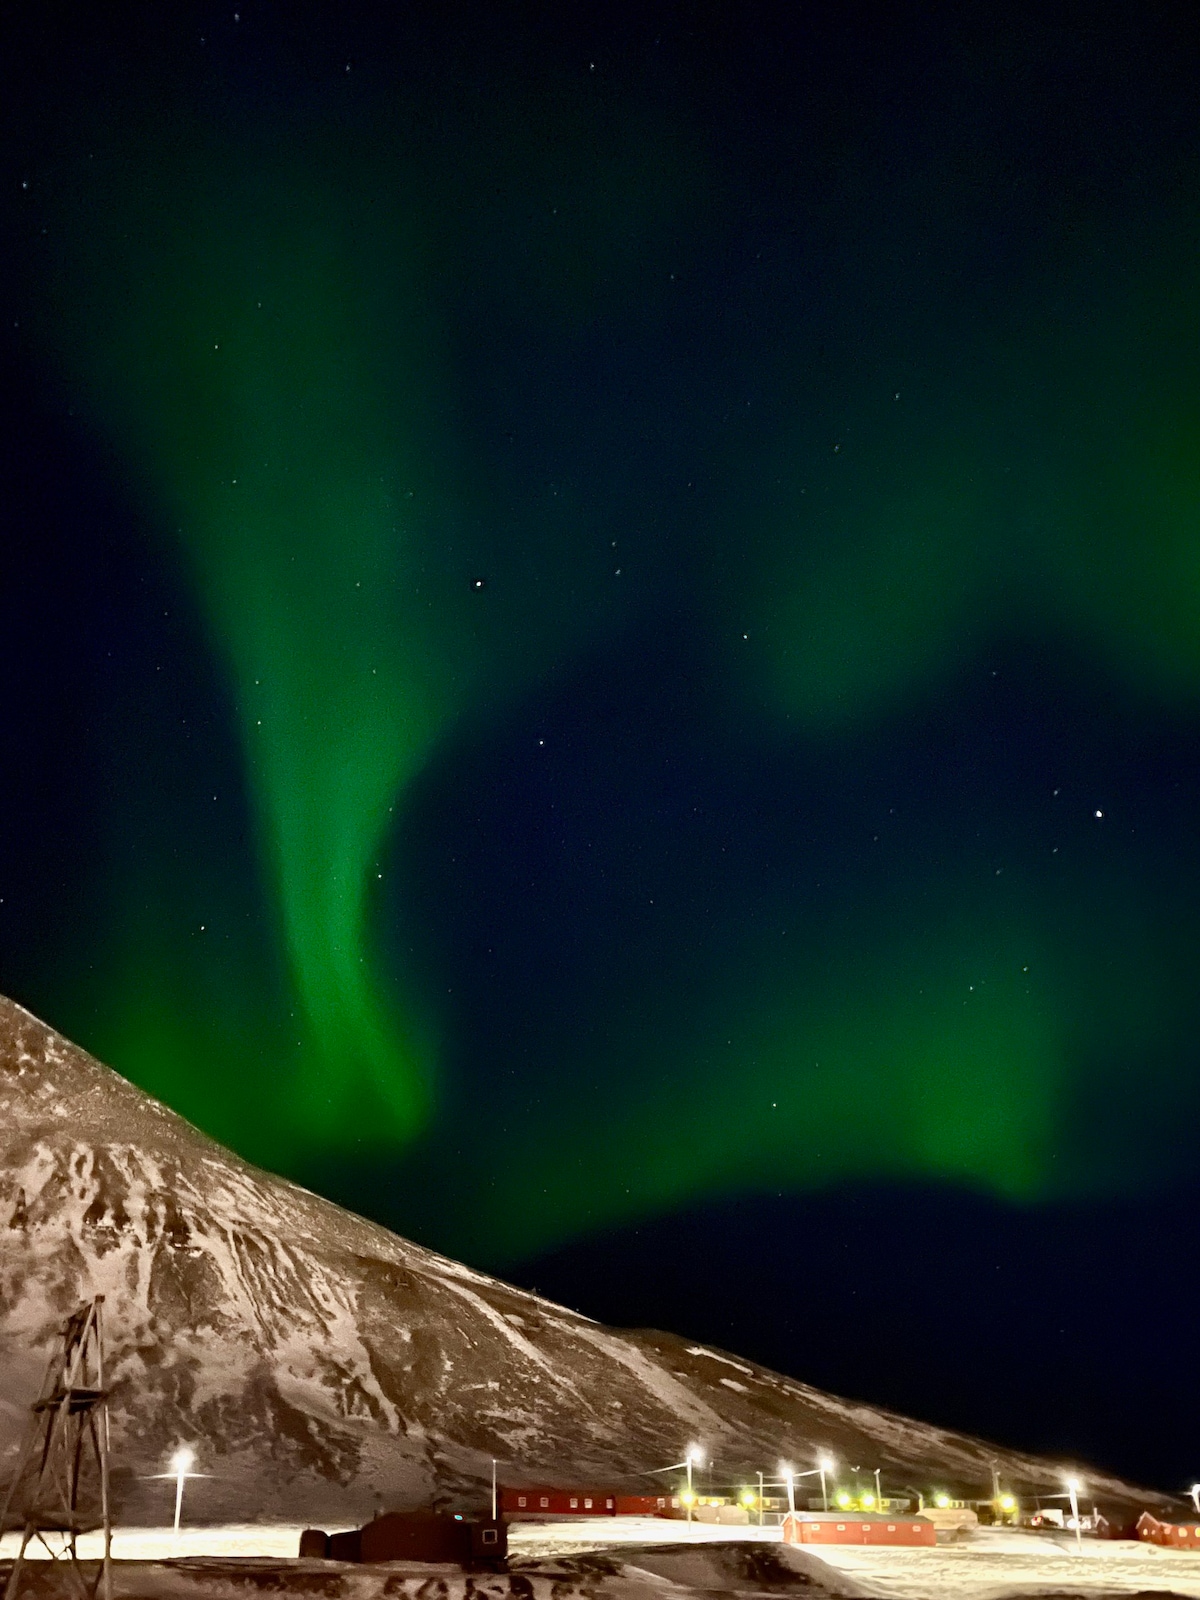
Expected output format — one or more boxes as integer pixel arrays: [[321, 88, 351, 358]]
[[0, 1296, 113, 1600]]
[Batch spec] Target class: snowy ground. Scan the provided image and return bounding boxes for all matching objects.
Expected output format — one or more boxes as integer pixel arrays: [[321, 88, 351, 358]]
[[0, 1518, 777, 1561], [790, 1529, 1200, 1600], [0, 1525, 313, 1560], [514, 1519, 1200, 1598], [8, 1519, 1200, 1599]]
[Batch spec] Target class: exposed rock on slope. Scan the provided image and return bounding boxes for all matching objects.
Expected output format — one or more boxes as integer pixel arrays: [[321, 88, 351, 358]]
[[0, 996, 1166, 1523]]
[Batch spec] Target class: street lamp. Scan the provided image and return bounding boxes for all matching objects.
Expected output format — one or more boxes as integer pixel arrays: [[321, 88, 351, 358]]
[[818, 1455, 834, 1514], [1065, 1476, 1083, 1556], [686, 1446, 704, 1524], [640, 1448, 707, 1530], [169, 1448, 195, 1539], [1191, 1484, 1200, 1515], [779, 1463, 796, 1519]]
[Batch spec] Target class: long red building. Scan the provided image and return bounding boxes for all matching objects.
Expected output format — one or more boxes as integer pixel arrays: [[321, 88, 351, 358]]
[[499, 1487, 672, 1518], [783, 1512, 936, 1547]]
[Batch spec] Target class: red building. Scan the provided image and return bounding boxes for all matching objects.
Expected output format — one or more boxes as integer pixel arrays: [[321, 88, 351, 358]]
[[615, 1494, 673, 1516], [783, 1513, 936, 1547], [499, 1487, 673, 1519], [1136, 1512, 1200, 1548], [501, 1488, 615, 1517]]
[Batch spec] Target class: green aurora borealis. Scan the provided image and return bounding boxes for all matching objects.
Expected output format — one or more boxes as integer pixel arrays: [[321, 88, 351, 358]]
[[5, 2, 1200, 1293]]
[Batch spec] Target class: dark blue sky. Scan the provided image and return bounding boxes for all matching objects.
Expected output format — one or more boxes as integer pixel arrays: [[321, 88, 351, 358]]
[[3, 0, 1200, 1491]]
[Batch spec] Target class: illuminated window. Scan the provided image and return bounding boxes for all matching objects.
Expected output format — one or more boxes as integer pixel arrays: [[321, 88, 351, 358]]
[[540, 1497, 549, 1508], [518, 1497, 526, 1508], [570, 1499, 578, 1509], [584, 1498, 592, 1509]]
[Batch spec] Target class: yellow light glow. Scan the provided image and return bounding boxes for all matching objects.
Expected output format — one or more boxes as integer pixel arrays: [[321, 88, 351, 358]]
[[861, 1494, 876, 1509], [935, 1494, 951, 1509], [836, 1491, 853, 1509], [741, 1491, 757, 1508], [999, 1495, 1016, 1512], [680, 1490, 696, 1507]]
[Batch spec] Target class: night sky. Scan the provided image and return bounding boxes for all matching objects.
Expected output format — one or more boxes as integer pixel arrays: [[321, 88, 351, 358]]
[[3, 0, 1200, 1493]]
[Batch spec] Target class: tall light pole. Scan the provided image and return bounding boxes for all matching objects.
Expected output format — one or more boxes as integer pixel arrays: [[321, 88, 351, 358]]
[[641, 1449, 707, 1528], [874, 1469, 883, 1511], [780, 1463, 796, 1521], [1191, 1484, 1200, 1515], [170, 1448, 195, 1540], [757, 1471, 764, 1528], [686, 1446, 704, 1525], [1065, 1476, 1083, 1555], [818, 1455, 834, 1514]]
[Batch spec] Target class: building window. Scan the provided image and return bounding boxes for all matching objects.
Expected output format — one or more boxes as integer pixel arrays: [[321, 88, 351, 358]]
[[518, 1497, 526, 1508], [482, 1530, 497, 1544], [540, 1497, 549, 1508], [570, 1499, 578, 1509], [584, 1498, 592, 1509]]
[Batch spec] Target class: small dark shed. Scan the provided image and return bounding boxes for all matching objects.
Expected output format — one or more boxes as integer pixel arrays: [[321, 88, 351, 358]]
[[300, 1512, 506, 1566], [327, 1528, 362, 1562]]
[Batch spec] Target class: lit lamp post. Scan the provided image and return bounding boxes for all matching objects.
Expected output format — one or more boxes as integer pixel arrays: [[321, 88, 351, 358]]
[[1065, 1476, 1083, 1556], [686, 1446, 704, 1524], [1191, 1484, 1200, 1516], [780, 1463, 796, 1519], [641, 1447, 707, 1530], [818, 1455, 834, 1514], [170, 1448, 195, 1540]]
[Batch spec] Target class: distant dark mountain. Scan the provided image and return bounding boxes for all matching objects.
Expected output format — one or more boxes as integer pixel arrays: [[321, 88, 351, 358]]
[[0, 996, 1167, 1524]]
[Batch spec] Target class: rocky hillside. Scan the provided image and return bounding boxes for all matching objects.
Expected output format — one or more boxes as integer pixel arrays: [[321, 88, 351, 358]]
[[0, 996, 1167, 1524]]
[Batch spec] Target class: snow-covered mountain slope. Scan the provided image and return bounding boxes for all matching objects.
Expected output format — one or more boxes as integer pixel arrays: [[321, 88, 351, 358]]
[[0, 996, 1167, 1523]]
